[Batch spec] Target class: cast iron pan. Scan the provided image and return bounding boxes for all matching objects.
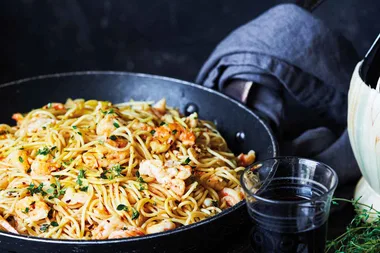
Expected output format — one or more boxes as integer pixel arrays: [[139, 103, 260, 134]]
[[0, 72, 278, 253]]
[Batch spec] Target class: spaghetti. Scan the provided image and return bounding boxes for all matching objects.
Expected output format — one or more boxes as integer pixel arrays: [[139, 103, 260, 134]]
[[0, 98, 255, 239]]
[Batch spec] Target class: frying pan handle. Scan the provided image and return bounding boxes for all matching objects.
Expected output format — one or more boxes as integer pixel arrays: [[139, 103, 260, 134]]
[[225, 79, 279, 137]]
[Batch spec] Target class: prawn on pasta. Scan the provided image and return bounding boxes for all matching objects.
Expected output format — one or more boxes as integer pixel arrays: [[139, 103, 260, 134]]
[[0, 98, 255, 239]]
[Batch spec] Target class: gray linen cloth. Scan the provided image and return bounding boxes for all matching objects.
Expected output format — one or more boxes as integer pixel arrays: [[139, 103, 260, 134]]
[[196, 4, 361, 187]]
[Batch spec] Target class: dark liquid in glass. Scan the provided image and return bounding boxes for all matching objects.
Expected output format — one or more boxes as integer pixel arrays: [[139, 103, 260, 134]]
[[249, 187, 327, 253]]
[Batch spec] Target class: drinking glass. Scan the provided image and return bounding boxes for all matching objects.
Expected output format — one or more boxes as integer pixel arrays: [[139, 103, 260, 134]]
[[240, 156, 338, 253]]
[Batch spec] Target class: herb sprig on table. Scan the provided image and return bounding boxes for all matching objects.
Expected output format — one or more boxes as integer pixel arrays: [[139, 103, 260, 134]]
[[325, 198, 380, 253]]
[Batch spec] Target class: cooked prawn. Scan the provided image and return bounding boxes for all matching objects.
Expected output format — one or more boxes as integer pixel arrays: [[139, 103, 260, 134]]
[[15, 196, 50, 223], [237, 150, 256, 167], [146, 220, 175, 234], [0, 215, 18, 234], [108, 227, 145, 239], [96, 114, 120, 137], [205, 175, 227, 191], [61, 187, 89, 207], [219, 188, 243, 207], [92, 216, 126, 239], [6, 150, 29, 172], [139, 160, 192, 196], [31, 155, 59, 176]]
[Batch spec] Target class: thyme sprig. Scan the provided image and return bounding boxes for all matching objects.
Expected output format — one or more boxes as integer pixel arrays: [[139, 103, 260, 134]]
[[325, 197, 380, 253]]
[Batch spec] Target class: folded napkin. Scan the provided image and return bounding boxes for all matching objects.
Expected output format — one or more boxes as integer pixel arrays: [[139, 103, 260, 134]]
[[196, 4, 361, 187]]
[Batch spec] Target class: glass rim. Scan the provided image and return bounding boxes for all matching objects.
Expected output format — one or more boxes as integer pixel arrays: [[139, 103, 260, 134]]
[[240, 156, 339, 205]]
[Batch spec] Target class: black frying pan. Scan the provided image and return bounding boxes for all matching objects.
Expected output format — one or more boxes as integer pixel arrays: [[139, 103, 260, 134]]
[[0, 72, 278, 253]]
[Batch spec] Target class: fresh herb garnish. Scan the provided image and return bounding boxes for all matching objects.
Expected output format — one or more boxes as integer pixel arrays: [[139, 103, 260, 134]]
[[182, 157, 191, 165], [79, 186, 88, 192], [326, 198, 380, 252], [172, 130, 178, 135], [138, 183, 146, 191], [23, 207, 29, 213], [160, 122, 166, 126], [109, 135, 117, 141], [112, 164, 122, 176], [131, 208, 139, 220], [211, 200, 218, 207], [51, 221, 59, 227], [100, 170, 108, 179], [37, 146, 50, 156], [102, 109, 114, 115], [150, 130, 156, 135], [40, 224, 50, 232], [135, 171, 145, 183], [27, 183, 46, 196], [76, 169, 85, 186], [113, 122, 120, 128], [77, 131, 82, 136], [72, 125, 77, 129], [46, 188, 55, 194], [63, 158, 74, 166], [18, 156, 24, 163], [116, 204, 128, 211]]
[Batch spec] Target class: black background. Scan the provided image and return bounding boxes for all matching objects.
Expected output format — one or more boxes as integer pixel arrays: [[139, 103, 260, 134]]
[[0, 0, 379, 84]]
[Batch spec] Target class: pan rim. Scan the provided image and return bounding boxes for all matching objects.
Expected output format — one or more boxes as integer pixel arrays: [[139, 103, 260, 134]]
[[0, 71, 278, 244]]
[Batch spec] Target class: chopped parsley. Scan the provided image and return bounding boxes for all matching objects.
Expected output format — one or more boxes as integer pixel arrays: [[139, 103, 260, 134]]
[[160, 122, 166, 126], [116, 204, 128, 211], [40, 223, 50, 232], [109, 135, 117, 141], [18, 156, 24, 163], [182, 157, 191, 165], [23, 207, 29, 213], [51, 221, 59, 227], [138, 183, 146, 191], [79, 186, 88, 192], [150, 130, 156, 135], [212, 200, 218, 207], [102, 108, 114, 115], [47, 182, 65, 199], [37, 146, 50, 156], [63, 158, 74, 166], [77, 131, 82, 136], [42, 126, 46, 130], [112, 164, 122, 176], [50, 146, 57, 151], [76, 169, 86, 186], [19, 147, 24, 150], [46, 188, 55, 194], [131, 208, 139, 220], [135, 171, 145, 183], [172, 130, 178, 135], [27, 183, 46, 196], [113, 122, 120, 128], [72, 126, 77, 129], [100, 170, 108, 179]]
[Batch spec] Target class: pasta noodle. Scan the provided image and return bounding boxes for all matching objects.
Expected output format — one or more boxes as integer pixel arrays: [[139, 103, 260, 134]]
[[0, 98, 255, 239]]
